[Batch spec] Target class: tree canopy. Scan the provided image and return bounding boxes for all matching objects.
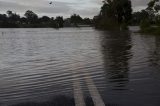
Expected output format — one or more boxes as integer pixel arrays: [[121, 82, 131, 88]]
[[24, 10, 38, 24], [103, 0, 132, 23], [132, 0, 160, 25], [95, 0, 132, 30], [147, 0, 160, 12], [70, 14, 83, 26]]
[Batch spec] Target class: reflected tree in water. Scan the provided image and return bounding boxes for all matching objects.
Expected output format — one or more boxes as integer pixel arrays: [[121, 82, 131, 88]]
[[150, 36, 160, 66], [100, 31, 132, 89]]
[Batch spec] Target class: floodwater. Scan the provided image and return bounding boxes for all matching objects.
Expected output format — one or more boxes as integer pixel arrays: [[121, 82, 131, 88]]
[[0, 27, 160, 106]]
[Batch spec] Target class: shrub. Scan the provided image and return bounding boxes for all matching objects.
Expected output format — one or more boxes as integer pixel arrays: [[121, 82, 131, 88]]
[[120, 23, 129, 30], [140, 19, 151, 30]]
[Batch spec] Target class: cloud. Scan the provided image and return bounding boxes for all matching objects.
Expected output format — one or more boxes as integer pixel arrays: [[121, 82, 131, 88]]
[[0, 0, 158, 18], [131, 0, 150, 11], [132, 0, 150, 7], [0, 0, 73, 17], [0, 0, 101, 18]]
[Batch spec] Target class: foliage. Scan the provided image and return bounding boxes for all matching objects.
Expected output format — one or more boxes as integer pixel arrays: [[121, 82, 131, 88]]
[[83, 18, 92, 25], [0, 10, 92, 28], [132, 10, 149, 25], [95, 0, 132, 30], [24, 10, 38, 24], [55, 16, 64, 28], [39, 16, 50, 22], [140, 19, 151, 30], [147, 0, 160, 12], [94, 17, 120, 30], [136, 0, 160, 35], [70, 14, 83, 26], [121, 22, 129, 30]]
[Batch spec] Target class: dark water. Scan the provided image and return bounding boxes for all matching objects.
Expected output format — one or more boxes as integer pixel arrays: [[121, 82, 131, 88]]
[[0, 28, 160, 106]]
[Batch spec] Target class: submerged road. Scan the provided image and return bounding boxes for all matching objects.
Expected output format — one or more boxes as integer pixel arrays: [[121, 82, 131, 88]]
[[71, 56, 105, 106]]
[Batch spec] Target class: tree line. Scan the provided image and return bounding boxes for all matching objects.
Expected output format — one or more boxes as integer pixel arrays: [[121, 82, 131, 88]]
[[94, 0, 160, 32], [0, 10, 92, 28]]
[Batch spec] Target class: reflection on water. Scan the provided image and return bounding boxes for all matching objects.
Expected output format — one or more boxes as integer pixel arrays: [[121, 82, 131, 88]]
[[149, 36, 160, 66], [100, 31, 132, 90], [0, 28, 159, 106]]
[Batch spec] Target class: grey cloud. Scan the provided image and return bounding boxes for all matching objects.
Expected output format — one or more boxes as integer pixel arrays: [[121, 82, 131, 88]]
[[0, 0, 158, 18], [75, 7, 100, 18], [0, 0, 101, 17], [131, 0, 150, 11], [90, 0, 103, 5], [0, 0, 72, 17], [132, 0, 150, 7]]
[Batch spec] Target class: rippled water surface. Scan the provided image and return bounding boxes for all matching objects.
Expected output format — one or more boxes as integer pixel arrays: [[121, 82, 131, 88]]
[[0, 28, 160, 106]]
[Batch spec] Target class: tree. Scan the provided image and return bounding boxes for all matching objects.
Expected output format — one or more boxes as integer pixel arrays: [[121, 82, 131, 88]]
[[0, 14, 8, 28], [7, 10, 20, 22], [147, 0, 160, 12], [5, 10, 20, 27], [83, 18, 92, 25], [55, 16, 64, 28], [24, 10, 38, 24], [0, 14, 7, 22], [140, 0, 160, 25], [20, 17, 27, 24], [139, 0, 160, 34], [70, 14, 83, 26], [132, 10, 149, 25], [95, 0, 132, 30], [102, 0, 132, 23], [40, 16, 50, 22]]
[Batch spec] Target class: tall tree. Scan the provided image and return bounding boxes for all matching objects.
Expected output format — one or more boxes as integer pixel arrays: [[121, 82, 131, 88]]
[[6, 10, 20, 27], [102, 0, 132, 24], [95, 0, 132, 30], [70, 14, 83, 26], [24, 10, 38, 24], [141, 0, 160, 24], [147, 0, 160, 12], [55, 16, 64, 28]]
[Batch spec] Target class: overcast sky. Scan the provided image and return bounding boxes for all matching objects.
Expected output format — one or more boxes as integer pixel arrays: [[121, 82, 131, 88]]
[[0, 0, 153, 18]]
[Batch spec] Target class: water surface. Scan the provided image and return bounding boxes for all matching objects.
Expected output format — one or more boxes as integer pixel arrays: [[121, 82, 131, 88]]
[[0, 28, 160, 106]]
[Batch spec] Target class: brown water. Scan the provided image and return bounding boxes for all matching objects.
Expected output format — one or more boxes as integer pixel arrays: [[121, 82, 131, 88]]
[[0, 28, 160, 106]]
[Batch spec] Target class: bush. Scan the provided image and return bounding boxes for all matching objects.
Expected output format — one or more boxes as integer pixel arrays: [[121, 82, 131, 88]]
[[140, 19, 151, 30], [120, 22, 129, 30]]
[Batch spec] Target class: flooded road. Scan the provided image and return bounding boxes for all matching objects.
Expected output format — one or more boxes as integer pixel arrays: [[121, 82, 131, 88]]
[[0, 28, 160, 106]]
